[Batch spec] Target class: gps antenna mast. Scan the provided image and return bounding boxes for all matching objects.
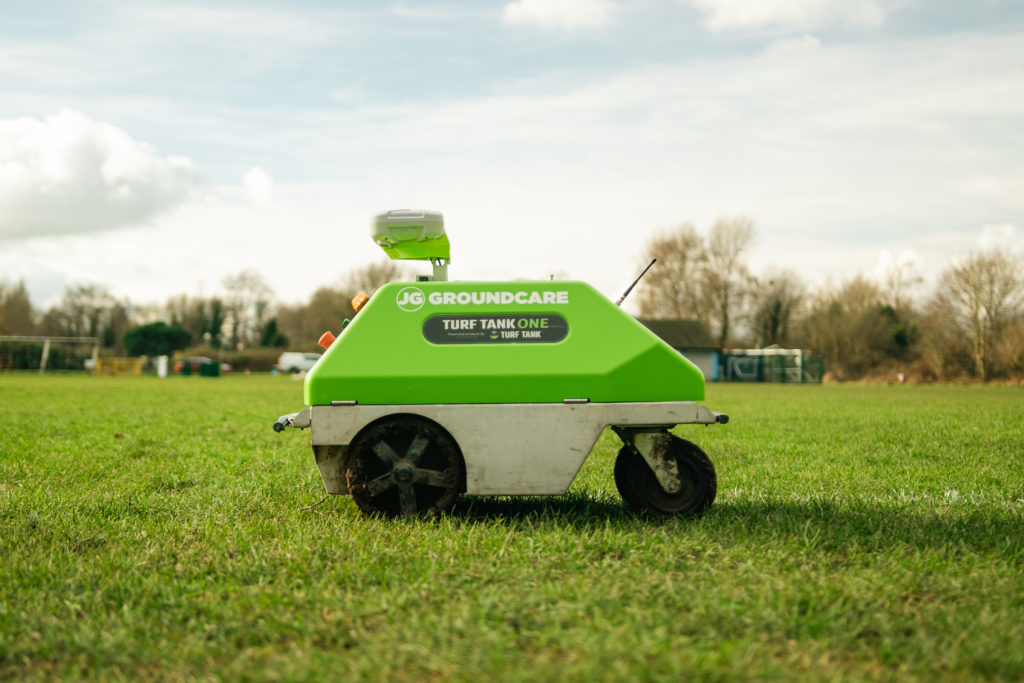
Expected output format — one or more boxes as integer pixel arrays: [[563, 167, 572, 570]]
[[615, 258, 656, 307]]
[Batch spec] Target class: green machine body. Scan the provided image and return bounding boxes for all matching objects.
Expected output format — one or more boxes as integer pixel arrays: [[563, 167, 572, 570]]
[[304, 280, 705, 406]]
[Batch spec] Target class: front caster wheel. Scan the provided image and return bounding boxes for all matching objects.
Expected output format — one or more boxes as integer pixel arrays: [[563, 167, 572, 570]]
[[614, 435, 716, 517], [345, 415, 463, 518]]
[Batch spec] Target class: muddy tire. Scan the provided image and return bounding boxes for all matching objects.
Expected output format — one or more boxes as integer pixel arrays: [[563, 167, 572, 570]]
[[614, 436, 716, 517], [345, 415, 463, 518], [612, 446, 647, 512]]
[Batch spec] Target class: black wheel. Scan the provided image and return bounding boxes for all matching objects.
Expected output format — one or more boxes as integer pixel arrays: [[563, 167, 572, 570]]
[[344, 415, 463, 518], [614, 436, 716, 517], [613, 446, 647, 512]]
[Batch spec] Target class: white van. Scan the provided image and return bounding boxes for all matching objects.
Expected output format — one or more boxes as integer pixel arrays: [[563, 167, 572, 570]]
[[276, 352, 322, 374]]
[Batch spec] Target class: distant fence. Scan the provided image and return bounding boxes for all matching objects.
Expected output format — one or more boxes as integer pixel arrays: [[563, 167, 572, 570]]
[[721, 349, 824, 383]]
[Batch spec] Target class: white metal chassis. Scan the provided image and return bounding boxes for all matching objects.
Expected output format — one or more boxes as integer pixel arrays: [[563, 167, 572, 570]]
[[304, 401, 723, 496]]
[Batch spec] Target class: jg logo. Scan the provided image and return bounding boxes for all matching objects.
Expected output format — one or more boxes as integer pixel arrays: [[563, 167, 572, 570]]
[[396, 286, 425, 312]]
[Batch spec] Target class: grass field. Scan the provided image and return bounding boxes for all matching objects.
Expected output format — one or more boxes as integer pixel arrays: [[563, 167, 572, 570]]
[[2, 375, 1022, 680]]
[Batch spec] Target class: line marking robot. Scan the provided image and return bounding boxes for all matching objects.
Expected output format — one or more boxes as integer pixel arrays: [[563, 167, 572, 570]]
[[275, 210, 728, 518]]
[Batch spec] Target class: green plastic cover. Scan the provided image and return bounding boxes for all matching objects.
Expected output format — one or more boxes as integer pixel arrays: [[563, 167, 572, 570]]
[[377, 233, 450, 261], [304, 281, 705, 406]]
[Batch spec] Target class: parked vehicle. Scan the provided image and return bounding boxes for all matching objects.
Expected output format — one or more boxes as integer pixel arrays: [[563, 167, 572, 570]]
[[276, 352, 322, 374]]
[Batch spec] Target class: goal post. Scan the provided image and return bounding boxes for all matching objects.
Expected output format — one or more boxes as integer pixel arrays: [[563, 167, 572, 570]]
[[0, 336, 100, 374]]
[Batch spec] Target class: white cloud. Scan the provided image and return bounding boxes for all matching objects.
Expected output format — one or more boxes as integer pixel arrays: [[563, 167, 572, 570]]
[[977, 223, 1022, 252], [0, 109, 201, 240], [871, 247, 923, 285], [764, 34, 822, 55], [503, 0, 617, 30], [243, 167, 275, 206], [875, 248, 923, 271], [122, 5, 341, 45], [684, 0, 891, 33]]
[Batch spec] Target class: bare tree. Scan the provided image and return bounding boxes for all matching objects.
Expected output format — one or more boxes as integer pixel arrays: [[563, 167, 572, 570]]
[[994, 318, 1024, 376], [797, 276, 894, 380], [749, 268, 803, 348], [104, 301, 131, 354], [33, 284, 133, 352], [703, 216, 756, 347], [635, 224, 708, 323], [207, 298, 227, 349], [931, 249, 1023, 380], [879, 254, 924, 316], [277, 287, 355, 351], [0, 280, 35, 335], [39, 284, 115, 338], [222, 270, 273, 349], [276, 262, 406, 350], [342, 261, 405, 296], [634, 217, 757, 347], [166, 294, 207, 344]]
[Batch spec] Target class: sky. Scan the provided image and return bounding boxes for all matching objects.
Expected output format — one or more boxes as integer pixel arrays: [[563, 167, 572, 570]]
[[1, 0, 1023, 313]]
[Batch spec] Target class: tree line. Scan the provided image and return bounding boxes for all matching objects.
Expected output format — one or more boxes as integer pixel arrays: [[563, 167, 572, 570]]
[[635, 217, 1024, 381], [0, 261, 402, 369], [2, 220, 1023, 380]]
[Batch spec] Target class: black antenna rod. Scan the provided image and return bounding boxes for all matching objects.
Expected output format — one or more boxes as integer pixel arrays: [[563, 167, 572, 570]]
[[615, 258, 656, 307]]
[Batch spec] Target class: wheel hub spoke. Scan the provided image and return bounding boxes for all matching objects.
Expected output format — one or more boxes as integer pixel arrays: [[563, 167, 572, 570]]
[[398, 482, 418, 516], [405, 432, 430, 465], [412, 467, 449, 488], [366, 472, 397, 496], [372, 440, 401, 465]]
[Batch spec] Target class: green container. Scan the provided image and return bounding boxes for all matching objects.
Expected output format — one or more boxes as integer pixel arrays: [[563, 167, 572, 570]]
[[199, 361, 220, 377]]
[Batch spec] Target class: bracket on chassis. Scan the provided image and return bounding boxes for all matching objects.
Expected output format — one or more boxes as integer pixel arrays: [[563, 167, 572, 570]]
[[612, 427, 682, 494]]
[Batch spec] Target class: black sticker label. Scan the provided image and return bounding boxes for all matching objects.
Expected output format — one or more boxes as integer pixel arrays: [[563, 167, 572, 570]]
[[423, 314, 569, 344]]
